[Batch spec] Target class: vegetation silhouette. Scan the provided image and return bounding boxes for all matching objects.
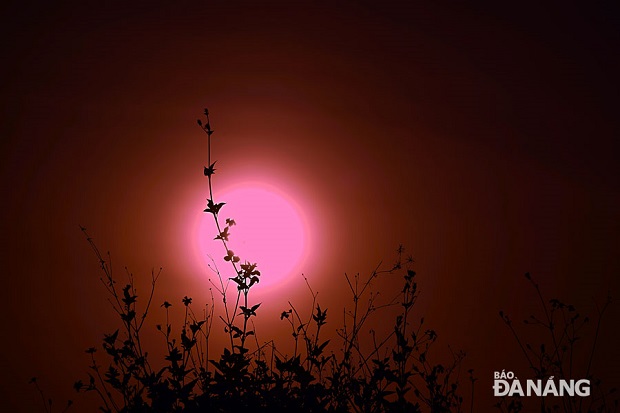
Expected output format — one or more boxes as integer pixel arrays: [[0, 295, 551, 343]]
[[30, 109, 616, 413], [496, 275, 616, 413]]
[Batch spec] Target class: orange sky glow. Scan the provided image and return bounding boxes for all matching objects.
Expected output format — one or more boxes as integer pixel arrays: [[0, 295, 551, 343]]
[[1, 2, 619, 411]]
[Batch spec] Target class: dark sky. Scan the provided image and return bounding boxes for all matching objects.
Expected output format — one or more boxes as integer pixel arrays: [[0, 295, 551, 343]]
[[1, 1, 619, 411]]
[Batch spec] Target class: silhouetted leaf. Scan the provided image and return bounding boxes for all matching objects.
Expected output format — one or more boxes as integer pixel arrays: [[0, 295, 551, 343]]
[[224, 249, 239, 262], [181, 330, 196, 350], [204, 199, 225, 215], [214, 226, 230, 241], [312, 304, 328, 326], [204, 161, 217, 177], [230, 277, 244, 287], [239, 303, 261, 318], [189, 320, 205, 334], [166, 348, 183, 364], [120, 310, 135, 322], [73, 380, 83, 392], [230, 325, 243, 338], [122, 285, 137, 305], [103, 330, 118, 345]]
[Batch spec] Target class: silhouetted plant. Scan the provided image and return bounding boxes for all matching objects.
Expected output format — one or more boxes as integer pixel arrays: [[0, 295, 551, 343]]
[[29, 108, 618, 412], [62, 109, 470, 412], [28, 377, 73, 413], [497, 273, 617, 413]]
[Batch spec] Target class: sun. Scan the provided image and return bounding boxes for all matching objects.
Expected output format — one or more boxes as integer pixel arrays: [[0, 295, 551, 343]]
[[195, 182, 309, 291]]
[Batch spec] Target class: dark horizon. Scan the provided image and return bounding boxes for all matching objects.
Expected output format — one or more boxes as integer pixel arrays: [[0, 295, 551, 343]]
[[1, 2, 619, 411]]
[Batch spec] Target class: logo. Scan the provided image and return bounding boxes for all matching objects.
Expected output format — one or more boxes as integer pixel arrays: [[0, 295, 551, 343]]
[[493, 371, 590, 397]]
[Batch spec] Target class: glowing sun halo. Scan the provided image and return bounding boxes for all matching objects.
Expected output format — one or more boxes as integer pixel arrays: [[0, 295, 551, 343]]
[[195, 183, 309, 290]]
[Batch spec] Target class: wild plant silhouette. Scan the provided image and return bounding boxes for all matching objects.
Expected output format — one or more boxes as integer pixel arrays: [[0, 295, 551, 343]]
[[64, 109, 469, 412], [497, 274, 616, 413], [30, 109, 616, 413]]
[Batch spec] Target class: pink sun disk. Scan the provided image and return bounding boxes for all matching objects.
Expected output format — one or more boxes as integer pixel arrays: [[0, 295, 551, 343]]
[[196, 184, 309, 291]]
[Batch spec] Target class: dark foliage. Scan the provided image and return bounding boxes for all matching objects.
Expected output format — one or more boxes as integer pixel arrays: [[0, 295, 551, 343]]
[[497, 274, 616, 413], [31, 109, 615, 413], [67, 110, 468, 412]]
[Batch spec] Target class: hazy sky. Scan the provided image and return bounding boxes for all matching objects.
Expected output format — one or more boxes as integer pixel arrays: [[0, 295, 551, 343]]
[[1, 2, 619, 411]]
